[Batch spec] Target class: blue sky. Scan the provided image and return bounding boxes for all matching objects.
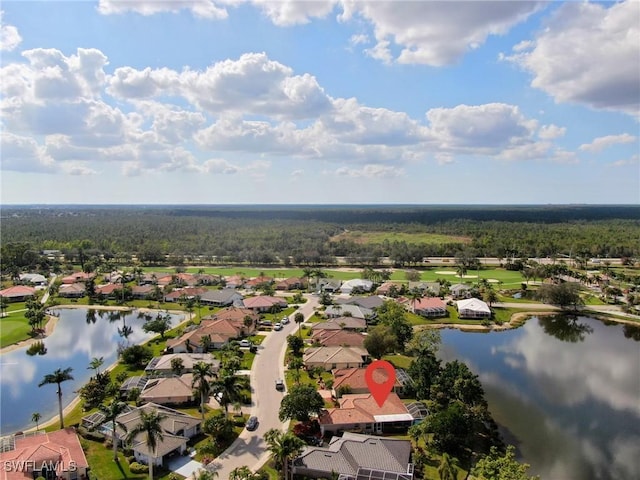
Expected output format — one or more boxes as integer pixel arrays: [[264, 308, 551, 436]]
[[1, 1, 638, 204]]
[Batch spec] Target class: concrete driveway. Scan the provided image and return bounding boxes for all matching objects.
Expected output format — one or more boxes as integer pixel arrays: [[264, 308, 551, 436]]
[[206, 294, 320, 477], [167, 454, 203, 477]]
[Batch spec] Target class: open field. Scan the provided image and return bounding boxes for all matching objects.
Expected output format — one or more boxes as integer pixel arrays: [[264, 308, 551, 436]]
[[329, 230, 472, 245]]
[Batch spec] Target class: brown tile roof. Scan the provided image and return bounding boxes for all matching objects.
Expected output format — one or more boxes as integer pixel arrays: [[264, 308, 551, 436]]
[[140, 374, 195, 402], [243, 295, 287, 309], [164, 287, 208, 300], [332, 368, 401, 392], [303, 346, 368, 366], [319, 393, 409, 426], [60, 272, 95, 284], [312, 330, 366, 348], [311, 317, 367, 331], [414, 297, 447, 310], [0, 428, 89, 480], [205, 307, 259, 325]]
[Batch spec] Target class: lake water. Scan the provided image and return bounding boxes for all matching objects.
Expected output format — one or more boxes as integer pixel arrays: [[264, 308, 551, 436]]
[[0, 308, 183, 435], [439, 315, 640, 480]]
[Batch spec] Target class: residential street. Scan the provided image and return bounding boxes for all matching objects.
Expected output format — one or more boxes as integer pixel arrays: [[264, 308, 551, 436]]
[[207, 294, 319, 476]]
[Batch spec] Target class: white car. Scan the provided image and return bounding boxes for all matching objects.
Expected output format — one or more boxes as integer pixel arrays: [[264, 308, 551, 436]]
[[239, 339, 252, 347], [281, 316, 290, 324], [273, 322, 283, 331]]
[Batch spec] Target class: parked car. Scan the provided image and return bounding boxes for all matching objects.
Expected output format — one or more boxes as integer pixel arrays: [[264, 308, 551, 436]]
[[273, 322, 282, 331], [239, 339, 252, 348], [259, 320, 273, 327], [281, 316, 289, 324], [275, 379, 285, 391], [246, 416, 259, 431]]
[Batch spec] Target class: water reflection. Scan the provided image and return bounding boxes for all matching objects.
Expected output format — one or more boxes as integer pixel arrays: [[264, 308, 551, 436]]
[[440, 316, 640, 480], [0, 308, 182, 435]]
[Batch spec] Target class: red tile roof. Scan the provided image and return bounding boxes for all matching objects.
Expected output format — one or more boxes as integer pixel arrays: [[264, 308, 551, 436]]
[[0, 285, 36, 298], [319, 393, 408, 426], [332, 368, 401, 392], [312, 330, 366, 347], [414, 297, 447, 309], [0, 428, 88, 480]]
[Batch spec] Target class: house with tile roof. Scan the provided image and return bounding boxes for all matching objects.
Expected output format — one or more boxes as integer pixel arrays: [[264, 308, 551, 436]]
[[311, 317, 367, 332], [311, 330, 366, 348], [332, 368, 402, 396], [140, 374, 195, 405], [18, 273, 47, 286], [0, 285, 36, 302], [224, 275, 245, 289], [456, 298, 491, 318], [144, 353, 220, 376], [292, 432, 413, 480], [58, 283, 86, 298], [244, 276, 274, 290], [317, 393, 415, 435], [131, 284, 155, 299], [325, 305, 374, 320], [242, 295, 288, 312], [0, 428, 89, 480], [376, 281, 401, 296], [336, 295, 385, 310], [408, 281, 441, 295], [449, 283, 472, 299], [275, 277, 306, 291], [199, 288, 243, 307], [167, 318, 247, 352], [114, 403, 200, 468], [163, 287, 208, 302], [60, 272, 95, 284], [412, 297, 447, 318], [303, 346, 369, 371], [202, 306, 258, 331], [96, 283, 122, 298]]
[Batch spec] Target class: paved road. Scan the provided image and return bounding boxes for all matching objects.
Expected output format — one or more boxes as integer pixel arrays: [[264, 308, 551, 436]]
[[207, 294, 319, 477]]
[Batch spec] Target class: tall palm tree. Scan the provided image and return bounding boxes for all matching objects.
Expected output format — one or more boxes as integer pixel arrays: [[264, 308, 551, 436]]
[[265, 428, 305, 480], [437, 453, 458, 480], [294, 312, 304, 339], [31, 412, 41, 431], [38, 367, 74, 429], [407, 287, 424, 313], [229, 466, 255, 480], [213, 373, 244, 417], [97, 399, 130, 461], [191, 361, 215, 421], [126, 409, 166, 480]]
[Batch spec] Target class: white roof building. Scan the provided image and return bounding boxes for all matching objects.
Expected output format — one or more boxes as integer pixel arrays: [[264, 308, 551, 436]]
[[340, 279, 374, 294], [456, 298, 491, 318]]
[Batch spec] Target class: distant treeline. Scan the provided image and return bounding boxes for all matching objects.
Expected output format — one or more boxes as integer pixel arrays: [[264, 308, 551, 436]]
[[1, 205, 639, 268]]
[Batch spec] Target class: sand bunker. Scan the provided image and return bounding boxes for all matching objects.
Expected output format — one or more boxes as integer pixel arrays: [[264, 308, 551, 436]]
[[435, 271, 457, 275]]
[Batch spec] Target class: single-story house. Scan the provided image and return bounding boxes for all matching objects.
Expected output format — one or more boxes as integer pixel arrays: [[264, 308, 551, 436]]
[[450, 283, 472, 298], [311, 330, 366, 348], [292, 432, 413, 480], [0, 428, 90, 480], [58, 283, 86, 298], [202, 307, 259, 333], [167, 318, 245, 352], [114, 403, 200, 468], [412, 297, 447, 318], [144, 353, 220, 376], [456, 298, 491, 318], [163, 287, 208, 303], [60, 272, 95, 284], [317, 279, 342, 293], [376, 281, 401, 296], [408, 281, 441, 295], [340, 279, 374, 295], [224, 275, 245, 289], [244, 276, 274, 290], [242, 295, 288, 312], [332, 367, 402, 396], [172, 273, 198, 286], [194, 274, 219, 285], [19, 273, 47, 286], [336, 295, 385, 310], [96, 283, 122, 298], [325, 305, 374, 320], [140, 374, 195, 405], [303, 346, 369, 371], [311, 317, 367, 332], [275, 277, 306, 290], [318, 393, 418, 436], [199, 288, 243, 307], [0, 285, 36, 302], [131, 285, 155, 299]]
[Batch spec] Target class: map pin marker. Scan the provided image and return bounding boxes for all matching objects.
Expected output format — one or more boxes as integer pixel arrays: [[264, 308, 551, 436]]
[[365, 359, 396, 407]]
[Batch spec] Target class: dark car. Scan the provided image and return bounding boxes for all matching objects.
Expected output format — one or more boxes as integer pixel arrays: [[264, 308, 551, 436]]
[[275, 379, 285, 391], [246, 416, 259, 431]]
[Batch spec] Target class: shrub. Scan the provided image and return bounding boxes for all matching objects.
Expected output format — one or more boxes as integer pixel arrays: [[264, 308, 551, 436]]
[[76, 426, 105, 442], [126, 455, 136, 465], [129, 462, 149, 474]]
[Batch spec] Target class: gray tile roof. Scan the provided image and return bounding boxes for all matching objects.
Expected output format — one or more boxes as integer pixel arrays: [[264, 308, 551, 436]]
[[294, 432, 411, 477]]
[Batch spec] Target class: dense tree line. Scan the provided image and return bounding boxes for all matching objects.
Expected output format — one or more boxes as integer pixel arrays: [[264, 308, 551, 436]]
[[1, 206, 639, 269]]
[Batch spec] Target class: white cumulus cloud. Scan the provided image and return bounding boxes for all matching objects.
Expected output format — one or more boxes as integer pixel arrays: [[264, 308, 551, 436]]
[[0, 11, 22, 51], [98, 0, 228, 19], [579, 134, 637, 153], [505, 1, 640, 116]]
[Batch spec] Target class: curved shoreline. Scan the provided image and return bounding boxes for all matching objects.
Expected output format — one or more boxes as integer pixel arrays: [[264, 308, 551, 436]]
[[4, 305, 192, 435]]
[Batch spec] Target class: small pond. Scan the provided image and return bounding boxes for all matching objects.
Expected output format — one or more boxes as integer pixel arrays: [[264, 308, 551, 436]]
[[0, 308, 183, 435], [439, 315, 640, 480]]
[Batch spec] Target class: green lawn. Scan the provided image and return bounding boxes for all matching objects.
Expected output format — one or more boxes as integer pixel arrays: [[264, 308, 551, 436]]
[[382, 354, 413, 370], [0, 315, 33, 348]]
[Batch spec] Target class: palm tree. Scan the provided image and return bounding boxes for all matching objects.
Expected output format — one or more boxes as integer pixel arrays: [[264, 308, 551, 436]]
[[294, 312, 304, 339], [126, 409, 166, 480], [407, 287, 424, 313], [230, 466, 255, 480], [213, 373, 244, 417], [437, 453, 458, 480], [191, 361, 215, 421], [193, 469, 219, 480], [38, 367, 74, 429], [97, 399, 129, 461], [264, 428, 305, 480], [88, 356, 104, 376], [31, 412, 41, 431]]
